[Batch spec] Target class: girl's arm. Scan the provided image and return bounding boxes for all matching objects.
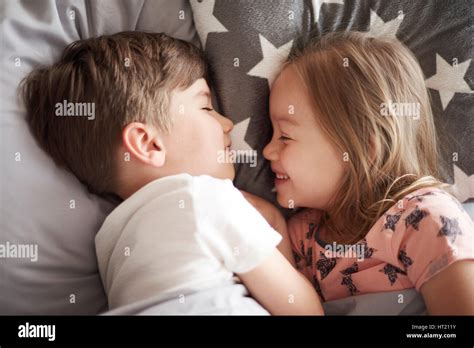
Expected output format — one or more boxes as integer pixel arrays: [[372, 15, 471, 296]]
[[237, 248, 324, 315], [421, 260, 474, 315]]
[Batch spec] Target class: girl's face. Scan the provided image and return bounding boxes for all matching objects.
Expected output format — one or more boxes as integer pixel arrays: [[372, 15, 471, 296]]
[[263, 66, 346, 210]]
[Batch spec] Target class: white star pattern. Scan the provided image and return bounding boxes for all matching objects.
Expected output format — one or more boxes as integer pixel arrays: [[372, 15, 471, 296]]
[[189, 0, 228, 50], [230, 118, 253, 151], [311, 0, 344, 23], [450, 165, 474, 203], [247, 34, 293, 88], [366, 10, 404, 40], [189, 2, 473, 207], [425, 54, 473, 110]]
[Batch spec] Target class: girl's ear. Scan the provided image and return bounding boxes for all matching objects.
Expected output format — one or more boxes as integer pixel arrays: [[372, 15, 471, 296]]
[[121, 122, 166, 168]]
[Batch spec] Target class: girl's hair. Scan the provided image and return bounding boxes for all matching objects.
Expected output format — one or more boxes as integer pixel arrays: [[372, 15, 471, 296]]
[[287, 32, 447, 244]]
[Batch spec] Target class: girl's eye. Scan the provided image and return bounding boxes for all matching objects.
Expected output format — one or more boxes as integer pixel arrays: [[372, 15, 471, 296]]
[[202, 107, 214, 112], [279, 135, 291, 141]]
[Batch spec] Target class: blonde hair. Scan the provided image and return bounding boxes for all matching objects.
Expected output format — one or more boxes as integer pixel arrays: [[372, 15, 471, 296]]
[[288, 32, 447, 244]]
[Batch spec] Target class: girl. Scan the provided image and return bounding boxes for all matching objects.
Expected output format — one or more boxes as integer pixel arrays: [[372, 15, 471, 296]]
[[251, 32, 474, 315]]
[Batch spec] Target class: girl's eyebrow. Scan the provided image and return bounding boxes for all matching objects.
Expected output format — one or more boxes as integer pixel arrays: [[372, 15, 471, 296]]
[[275, 115, 299, 126]]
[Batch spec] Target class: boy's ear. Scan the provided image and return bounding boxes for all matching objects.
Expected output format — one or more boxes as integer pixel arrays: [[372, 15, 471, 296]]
[[122, 122, 166, 168]]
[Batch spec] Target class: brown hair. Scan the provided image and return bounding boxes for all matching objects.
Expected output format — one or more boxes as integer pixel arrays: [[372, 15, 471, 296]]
[[20, 31, 207, 197], [288, 32, 447, 244]]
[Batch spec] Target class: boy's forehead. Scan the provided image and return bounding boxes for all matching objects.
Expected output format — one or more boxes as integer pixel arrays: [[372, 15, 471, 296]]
[[185, 78, 210, 96], [170, 78, 210, 107]]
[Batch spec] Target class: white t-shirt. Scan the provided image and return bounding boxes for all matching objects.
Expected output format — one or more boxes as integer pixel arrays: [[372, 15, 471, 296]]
[[95, 173, 282, 310]]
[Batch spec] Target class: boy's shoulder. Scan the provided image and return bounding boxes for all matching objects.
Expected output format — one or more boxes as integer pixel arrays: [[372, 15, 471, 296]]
[[109, 174, 244, 228], [96, 174, 241, 247], [190, 174, 236, 191], [116, 173, 235, 207]]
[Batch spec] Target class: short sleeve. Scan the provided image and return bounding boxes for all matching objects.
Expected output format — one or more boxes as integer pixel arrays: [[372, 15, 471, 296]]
[[287, 209, 323, 272], [391, 190, 474, 291], [192, 176, 282, 274]]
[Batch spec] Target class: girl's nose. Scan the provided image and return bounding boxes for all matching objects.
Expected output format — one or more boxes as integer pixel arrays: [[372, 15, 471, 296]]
[[263, 139, 278, 161]]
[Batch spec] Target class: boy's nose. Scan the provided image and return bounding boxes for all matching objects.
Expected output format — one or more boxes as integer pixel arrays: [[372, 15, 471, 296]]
[[215, 112, 234, 133]]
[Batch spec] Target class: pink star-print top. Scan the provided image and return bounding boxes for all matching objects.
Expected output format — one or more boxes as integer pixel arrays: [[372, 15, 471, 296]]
[[288, 187, 474, 302]]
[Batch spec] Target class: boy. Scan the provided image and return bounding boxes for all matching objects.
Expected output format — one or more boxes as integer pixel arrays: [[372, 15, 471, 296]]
[[21, 31, 322, 315]]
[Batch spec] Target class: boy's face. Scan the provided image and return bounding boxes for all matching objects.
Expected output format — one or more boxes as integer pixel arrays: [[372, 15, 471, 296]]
[[161, 78, 235, 180]]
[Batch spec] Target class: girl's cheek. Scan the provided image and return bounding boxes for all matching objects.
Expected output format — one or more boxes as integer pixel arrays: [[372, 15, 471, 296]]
[[280, 148, 296, 175]]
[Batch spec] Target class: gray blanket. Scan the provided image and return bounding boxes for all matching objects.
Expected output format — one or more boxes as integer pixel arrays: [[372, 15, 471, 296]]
[[102, 283, 269, 315], [102, 283, 426, 316]]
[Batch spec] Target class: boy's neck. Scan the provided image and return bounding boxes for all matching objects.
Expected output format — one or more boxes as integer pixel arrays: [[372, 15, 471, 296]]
[[117, 174, 160, 200]]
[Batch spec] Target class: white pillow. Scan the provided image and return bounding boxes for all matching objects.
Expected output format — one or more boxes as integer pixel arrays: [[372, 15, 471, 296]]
[[0, 0, 199, 314]]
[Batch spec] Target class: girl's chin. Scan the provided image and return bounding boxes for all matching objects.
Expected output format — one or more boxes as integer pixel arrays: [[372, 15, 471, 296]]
[[276, 192, 296, 209]]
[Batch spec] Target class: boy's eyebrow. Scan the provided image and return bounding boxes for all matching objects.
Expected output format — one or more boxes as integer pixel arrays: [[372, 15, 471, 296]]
[[194, 90, 211, 98]]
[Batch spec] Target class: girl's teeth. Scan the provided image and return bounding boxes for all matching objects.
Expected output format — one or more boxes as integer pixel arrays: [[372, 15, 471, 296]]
[[276, 173, 289, 180]]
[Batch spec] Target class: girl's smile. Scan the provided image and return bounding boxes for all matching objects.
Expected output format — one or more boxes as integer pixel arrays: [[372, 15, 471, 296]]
[[263, 66, 346, 210]]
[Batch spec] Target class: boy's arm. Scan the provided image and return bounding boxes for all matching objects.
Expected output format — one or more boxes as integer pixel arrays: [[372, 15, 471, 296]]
[[240, 191, 295, 267], [237, 248, 324, 315]]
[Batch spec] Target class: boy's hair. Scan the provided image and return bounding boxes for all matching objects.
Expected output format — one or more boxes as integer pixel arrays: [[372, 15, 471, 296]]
[[288, 32, 446, 244], [20, 31, 207, 197]]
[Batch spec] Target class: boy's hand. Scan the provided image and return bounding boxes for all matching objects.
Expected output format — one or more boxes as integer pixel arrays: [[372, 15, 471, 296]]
[[238, 192, 321, 315], [238, 249, 324, 315], [240, 190, 295, 267]]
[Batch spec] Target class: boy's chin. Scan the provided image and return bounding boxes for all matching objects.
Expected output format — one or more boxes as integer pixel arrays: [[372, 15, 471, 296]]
[[224, 165, 236, 181], [212, 164, 235, 181]]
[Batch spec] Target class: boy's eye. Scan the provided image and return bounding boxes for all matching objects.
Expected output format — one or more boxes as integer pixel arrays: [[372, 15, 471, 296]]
[[202, 107, 214, 112], [279, 135, 291, 141]]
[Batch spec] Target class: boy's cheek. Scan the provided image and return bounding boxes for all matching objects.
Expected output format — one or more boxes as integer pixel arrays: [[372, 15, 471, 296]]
[[228, 163, 236, 180]]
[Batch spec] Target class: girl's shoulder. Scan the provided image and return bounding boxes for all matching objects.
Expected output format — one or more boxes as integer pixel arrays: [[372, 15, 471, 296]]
[[401, 186, 466, 212], [380, 186, 472, 233], [368, 186, 474, 291], [287, 208, 323, 235], [286, 209, 325, 254]]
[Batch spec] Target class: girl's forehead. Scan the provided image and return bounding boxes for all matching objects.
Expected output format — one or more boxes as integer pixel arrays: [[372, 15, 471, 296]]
[[271, 65, 297, 88], [270, 71, 311, 112]]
